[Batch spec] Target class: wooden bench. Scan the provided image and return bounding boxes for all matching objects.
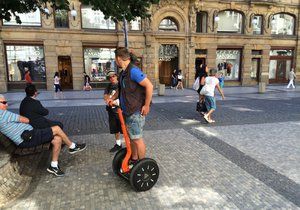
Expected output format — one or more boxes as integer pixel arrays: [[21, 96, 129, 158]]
[[0, 133, 51, 156]]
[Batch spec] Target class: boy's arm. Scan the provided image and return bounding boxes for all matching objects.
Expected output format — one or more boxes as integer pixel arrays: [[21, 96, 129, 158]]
[[139, 78, 153, 116], [216, 84, 225, 100]]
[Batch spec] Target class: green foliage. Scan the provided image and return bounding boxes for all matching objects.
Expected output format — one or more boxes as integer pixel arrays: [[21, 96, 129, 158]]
[[0, 0, 159, 24], [81, 0, 159, 21]]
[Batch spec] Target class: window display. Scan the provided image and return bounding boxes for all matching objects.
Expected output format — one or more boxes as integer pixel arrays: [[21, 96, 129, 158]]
[[3, 10, 41, 26], [216, 50, 241, 80], [81, 6, 116, 30], [6, 45, 46, 82], [84, 48, 117, 82]]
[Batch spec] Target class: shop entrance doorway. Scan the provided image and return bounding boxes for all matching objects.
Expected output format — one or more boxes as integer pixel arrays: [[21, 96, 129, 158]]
[[158, 44, 179, 86], [58, 56, 73, 89], [269, 49, 293, 84]]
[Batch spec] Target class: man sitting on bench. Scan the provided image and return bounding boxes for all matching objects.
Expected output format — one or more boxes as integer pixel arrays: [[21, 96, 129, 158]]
[[20, 84, 63, 129], [0, 94, 86, 177]]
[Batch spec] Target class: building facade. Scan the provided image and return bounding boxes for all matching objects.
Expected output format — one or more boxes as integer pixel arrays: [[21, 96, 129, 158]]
[[0, 0, 299, 92]]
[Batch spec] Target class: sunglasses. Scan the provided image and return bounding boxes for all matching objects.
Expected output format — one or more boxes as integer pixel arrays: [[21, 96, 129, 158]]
[[0, 101, 8, 105]]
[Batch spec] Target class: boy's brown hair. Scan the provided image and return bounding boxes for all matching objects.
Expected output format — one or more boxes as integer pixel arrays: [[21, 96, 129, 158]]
[[115, 47, 131, 61]]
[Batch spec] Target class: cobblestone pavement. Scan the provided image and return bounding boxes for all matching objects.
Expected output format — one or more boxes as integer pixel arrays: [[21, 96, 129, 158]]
[[2, 86, 300, 209]]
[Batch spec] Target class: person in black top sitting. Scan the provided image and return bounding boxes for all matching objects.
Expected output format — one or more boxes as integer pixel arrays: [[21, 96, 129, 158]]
[[19, 84, 63, 129]]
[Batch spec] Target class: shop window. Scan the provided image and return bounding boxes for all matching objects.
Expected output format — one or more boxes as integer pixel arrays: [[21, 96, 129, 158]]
[[55, 9, 69, 28], [5, 45, 46, 82], [84, 48, 117, 82], [130, 17, 142, 30], [3, 10, 41, 26], [217, 10, 244, 34], [196, 12, 207, 33], [81, 6, 116, 30], [252, 15, 263, 35], [159, 17, 178, 31], [271, 13, 295, 35], [216, 49, 241, 80]]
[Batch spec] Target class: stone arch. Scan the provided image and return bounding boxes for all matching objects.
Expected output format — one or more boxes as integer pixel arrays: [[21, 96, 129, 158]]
[[152, 7, 188, 33]]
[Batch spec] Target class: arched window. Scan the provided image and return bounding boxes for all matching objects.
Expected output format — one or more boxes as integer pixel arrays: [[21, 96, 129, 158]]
[[159, 17, 178, 31], [216, 10, 244, 34], [271, 13, 295, 35]]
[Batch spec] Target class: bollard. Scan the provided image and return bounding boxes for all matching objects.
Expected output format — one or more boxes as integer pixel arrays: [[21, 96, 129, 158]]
[[258, 82, 266, 93], [158, 84, 165, 96]]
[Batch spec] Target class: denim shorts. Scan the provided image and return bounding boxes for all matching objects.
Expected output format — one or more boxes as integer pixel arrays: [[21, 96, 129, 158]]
[[205, 96, 216, 111], [124, 112, 145, 140]]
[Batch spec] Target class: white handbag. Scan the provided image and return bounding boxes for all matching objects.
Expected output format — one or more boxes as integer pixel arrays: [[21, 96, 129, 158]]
[[192, 77, 200, 91], [200, 84, 213, 95]]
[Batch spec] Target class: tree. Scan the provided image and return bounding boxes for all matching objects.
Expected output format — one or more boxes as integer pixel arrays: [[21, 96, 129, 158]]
[[0, 0, 159, 47], [0, 0, 70, 24]]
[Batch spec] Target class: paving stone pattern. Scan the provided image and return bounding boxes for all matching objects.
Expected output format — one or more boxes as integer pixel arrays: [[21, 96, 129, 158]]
[[4, 88, 300, 209]]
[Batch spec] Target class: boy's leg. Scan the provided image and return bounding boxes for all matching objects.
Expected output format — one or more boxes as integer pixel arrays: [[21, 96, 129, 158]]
[[51, 126, 72, 146], [132, 138, 145, 159], [51, 136, 62, 161]]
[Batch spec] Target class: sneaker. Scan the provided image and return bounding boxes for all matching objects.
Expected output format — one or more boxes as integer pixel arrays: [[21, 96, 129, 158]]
[[200, 112, 206, 116], [68, 143, 86, 154], [203, 114, 210, 123], [129, 159, 138, 169], [47, 165, 65, 177], [109, 144, 122, 152]]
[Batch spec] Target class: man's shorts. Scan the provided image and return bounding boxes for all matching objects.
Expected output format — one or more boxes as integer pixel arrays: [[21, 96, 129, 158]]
[[205, 96, 216, 111], [124, 112, 145, 140], [108, 110, 122, 134], [18, 127, 54, 148]]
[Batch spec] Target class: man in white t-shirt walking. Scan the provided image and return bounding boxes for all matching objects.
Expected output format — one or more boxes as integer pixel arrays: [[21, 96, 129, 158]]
[[202, 68, 225, 123], [287, 68, 296, 89]]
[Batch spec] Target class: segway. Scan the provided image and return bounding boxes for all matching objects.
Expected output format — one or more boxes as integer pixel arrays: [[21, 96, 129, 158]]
[[111, 104, 159, 191]]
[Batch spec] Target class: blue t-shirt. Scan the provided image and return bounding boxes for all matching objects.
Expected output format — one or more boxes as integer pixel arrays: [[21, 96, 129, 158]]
[[120, 66, 146, 114], [0, 110, 33, 145]]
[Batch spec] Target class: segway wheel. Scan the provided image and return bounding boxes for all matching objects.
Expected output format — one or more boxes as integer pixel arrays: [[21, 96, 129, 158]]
[[112, 148, 127, 177], [129, 158, 159, 192]]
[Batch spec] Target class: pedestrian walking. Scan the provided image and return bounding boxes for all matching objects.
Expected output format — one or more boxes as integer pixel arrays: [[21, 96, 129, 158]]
[[83, 72, 92, 91], [176, 70, 184, 90], [195, 65, 209, 114], [287, 68, 296, 89], [171, 69, 178, 89], [200, 68, 225, 123], [218, 72, 225, 89], [104, 71, 122, 152], [54, 72, 62, 92], [24, 68, 32, 86]]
